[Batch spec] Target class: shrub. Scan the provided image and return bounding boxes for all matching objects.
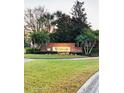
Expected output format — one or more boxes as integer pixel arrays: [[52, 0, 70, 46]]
[[25, 48, 58, 54], [89, 48, 99, 57], [25, 48, 41, 54]]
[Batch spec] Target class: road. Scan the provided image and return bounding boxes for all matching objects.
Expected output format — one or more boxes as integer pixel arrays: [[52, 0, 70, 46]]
[[77, 72, 99, 93]]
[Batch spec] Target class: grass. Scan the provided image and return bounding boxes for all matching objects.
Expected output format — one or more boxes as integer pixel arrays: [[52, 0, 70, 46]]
[[24, 58, 99, 93], [24, 54, 86, 59]]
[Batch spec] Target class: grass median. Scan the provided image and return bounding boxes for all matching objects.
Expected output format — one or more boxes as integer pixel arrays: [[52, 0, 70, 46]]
[[24, 58, 98, 93]]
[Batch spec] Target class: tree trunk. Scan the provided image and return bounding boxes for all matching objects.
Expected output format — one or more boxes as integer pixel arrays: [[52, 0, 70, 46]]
[[83, 42, 96, 55], [88, 43, 95, 54], [83, 46, 87, 55]]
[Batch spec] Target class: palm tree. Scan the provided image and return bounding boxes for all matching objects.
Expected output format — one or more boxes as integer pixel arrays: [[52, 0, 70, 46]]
[[75, 28, 99, 55]]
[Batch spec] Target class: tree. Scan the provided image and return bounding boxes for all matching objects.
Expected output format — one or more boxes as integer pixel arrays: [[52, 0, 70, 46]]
[[43, 13, 54, 32], [75, 28, 99, 55], [24, 7, 55, 48], [24, 37, 30, 47], [71, 0, 91, 39], [51, 12, 73, 42], [30, 31, 50, 50], [71, 0, 87, 22], [24, 6, 47, 32], [25, 6, 55, 33], [50, 1, 91, 42]]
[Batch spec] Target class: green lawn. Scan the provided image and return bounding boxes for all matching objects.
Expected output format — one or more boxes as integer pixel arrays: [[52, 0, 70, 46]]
[[24, 58, 99, 93], [24, 54, 86, 59]]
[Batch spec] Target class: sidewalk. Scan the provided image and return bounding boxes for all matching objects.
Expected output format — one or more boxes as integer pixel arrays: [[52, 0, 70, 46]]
[[24, 57, 98, 62], [24, 58, 34, 62]]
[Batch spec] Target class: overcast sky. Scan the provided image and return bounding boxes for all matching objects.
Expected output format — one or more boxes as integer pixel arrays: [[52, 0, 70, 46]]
[[25, 0, 99, 30]]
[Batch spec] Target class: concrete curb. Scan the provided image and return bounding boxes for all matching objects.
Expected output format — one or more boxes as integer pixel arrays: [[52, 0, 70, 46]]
[[76, 72, 99, 93]]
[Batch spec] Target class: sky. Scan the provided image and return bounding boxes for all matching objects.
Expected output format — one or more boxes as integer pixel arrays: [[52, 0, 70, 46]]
[[24, 0, 99, 30]]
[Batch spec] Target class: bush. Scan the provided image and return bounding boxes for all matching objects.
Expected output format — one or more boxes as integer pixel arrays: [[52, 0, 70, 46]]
[[69, 52, 83, 55], [70, 48, 99, 57], [25, 47, 99, 56], [25, 48, 58, 54], [25, 48, 41, 54], [89, 48, 99, 57]]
